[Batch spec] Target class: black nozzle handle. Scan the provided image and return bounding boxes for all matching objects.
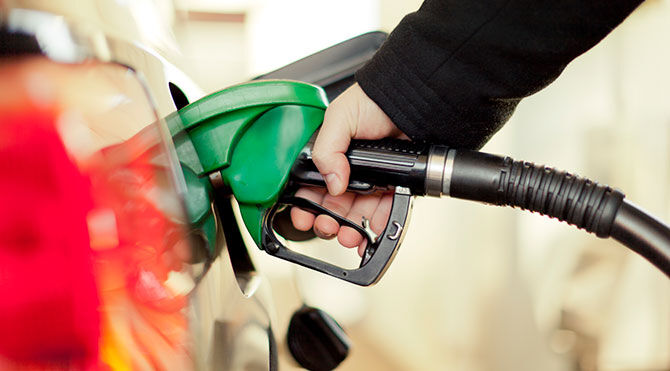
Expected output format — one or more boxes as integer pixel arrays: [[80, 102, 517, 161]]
[[291, 138, 431, 195], [447, 150, 625, 238], [345, 138, 430, 195]]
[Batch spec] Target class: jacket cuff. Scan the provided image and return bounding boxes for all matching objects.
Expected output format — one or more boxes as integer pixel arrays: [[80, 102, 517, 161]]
[[355, 43, 437, 143]]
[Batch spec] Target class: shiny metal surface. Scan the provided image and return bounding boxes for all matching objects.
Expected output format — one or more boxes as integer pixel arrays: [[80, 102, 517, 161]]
[[442, 149, 456, 197], [388, 222, 403, 241], [425, 145, 448, 197]]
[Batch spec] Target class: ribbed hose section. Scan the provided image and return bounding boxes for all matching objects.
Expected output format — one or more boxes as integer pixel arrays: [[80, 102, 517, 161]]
[[449, 151, 625, 238], [503, 158, 627, 237]]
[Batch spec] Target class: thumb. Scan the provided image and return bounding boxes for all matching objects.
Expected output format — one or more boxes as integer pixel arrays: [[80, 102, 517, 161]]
[[311, 99, 356, 196]]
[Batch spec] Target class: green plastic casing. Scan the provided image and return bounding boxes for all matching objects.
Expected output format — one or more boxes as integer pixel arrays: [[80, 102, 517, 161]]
[[165, 81, 328, 248]]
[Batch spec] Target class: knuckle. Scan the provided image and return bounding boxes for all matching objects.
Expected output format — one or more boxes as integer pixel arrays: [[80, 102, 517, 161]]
[[322, 201, 349, 218], [311, 147, 327, 165]]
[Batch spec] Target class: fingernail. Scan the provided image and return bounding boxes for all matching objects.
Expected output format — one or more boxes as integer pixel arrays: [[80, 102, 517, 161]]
[[325, 173, 342, 195], [315, 230, 336, 240]]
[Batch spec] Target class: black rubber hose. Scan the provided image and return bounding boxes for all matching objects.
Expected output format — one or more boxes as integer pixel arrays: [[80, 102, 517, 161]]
[[450, 151, 625, 237], [449, 150, 670, 278], [610, 200, 670, 278]]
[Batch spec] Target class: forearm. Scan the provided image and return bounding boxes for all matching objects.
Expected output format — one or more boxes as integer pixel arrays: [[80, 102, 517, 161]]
[[356, 0, 643, 149]]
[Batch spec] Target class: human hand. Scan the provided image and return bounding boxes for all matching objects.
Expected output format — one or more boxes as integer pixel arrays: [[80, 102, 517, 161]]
[[290, 83, 407, 256]]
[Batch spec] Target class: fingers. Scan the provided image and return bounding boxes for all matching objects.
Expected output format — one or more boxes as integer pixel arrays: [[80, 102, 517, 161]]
[[338, 193, 383, 248], [313, 192, 356, 239], [290, 188, 394, 258], [290, 187, 326, 231], [371, 193, 393, 233], [290, 188, 359, 239], [358, 192, 393, 257]]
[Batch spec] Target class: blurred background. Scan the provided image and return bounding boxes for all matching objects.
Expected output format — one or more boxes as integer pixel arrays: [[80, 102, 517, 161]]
[[163, 1, 670, 370]]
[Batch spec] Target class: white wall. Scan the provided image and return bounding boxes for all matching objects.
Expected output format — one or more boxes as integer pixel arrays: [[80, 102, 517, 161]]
[[245, 0, 380, 76]]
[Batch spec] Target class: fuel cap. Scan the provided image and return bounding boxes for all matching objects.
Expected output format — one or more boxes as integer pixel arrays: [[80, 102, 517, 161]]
[[286, 306, 350, 370]]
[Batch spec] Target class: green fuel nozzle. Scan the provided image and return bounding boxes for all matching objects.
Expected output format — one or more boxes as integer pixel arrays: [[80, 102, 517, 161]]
[[166, 80, 413, 286], [167, 80, 670, 285], [165, 80, 327, 246]]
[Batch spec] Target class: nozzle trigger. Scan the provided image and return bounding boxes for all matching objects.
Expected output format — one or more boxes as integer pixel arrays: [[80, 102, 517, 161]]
[[260, 187, 412, 286]]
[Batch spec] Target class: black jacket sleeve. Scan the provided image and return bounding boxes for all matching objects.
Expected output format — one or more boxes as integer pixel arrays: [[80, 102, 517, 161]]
[[355, 0, 643, 149]]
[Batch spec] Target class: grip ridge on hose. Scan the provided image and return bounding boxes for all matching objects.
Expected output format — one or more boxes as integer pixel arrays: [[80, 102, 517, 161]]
[[501, 158, 624, 238]]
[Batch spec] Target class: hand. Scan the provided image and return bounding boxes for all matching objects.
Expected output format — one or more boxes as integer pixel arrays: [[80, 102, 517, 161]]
[[290, 83, 407, 256]]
